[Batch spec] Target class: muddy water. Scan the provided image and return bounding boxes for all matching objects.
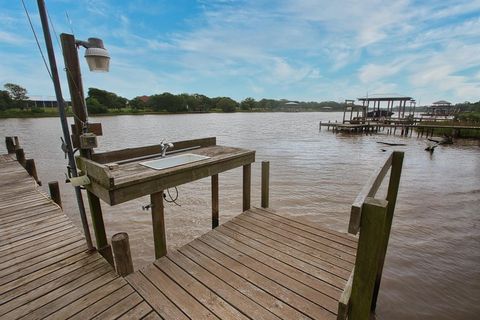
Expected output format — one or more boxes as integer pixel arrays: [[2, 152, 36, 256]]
[[1, 112, 479, 319]]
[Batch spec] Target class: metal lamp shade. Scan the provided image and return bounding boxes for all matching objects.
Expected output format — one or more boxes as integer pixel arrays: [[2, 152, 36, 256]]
[[84, 47, 110, 72]]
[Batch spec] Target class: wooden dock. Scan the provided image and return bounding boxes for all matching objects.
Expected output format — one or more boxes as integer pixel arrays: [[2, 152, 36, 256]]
[[126, 207, 357, 320], [0, 154, 158, 319], [1, 137, 404, 319], [319, 121, 480, 137]]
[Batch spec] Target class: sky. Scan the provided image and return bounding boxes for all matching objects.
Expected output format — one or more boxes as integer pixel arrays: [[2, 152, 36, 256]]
[[0, 0, 479, 105]]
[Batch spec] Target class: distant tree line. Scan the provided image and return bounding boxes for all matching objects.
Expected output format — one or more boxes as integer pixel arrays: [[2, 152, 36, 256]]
[[84, 87, 346, 114], [4, 83, 476, 117]]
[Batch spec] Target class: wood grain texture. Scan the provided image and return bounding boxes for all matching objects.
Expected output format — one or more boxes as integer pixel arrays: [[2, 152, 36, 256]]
[[0, 150, 147, 319]]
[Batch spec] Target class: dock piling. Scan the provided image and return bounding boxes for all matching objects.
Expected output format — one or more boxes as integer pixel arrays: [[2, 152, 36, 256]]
[[48, 181, 62, 208], [243, 164, 251, 211], [261, 161, 270, 208], [5, 137, 15, 153], [211, 174, 219, 228], [112, 232, 134, 277], [15, 148, 26, 167], [25, 159, 41, 186], [151, 191, 167, 259]]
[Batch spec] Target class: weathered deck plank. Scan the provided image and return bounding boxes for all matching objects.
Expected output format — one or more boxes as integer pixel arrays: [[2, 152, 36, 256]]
[[127, 207, 357, 320], [0, 154, 155, 320]]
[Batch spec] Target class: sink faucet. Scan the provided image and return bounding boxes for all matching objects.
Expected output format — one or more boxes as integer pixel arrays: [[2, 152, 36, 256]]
[[160, 142, 174, 157]]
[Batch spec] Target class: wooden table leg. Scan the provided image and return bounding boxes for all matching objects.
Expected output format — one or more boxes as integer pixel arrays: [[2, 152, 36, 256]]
[[151, 191, 166, 259], [212, 174, 219, 228], [243, 164, 251, 211]]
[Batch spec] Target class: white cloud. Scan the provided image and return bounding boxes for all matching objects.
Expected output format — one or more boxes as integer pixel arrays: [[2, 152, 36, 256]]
[[0, 31, 31, 46]]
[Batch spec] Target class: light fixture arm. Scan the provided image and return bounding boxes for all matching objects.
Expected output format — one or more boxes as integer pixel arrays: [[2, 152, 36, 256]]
[[75, 38, 106, 49]]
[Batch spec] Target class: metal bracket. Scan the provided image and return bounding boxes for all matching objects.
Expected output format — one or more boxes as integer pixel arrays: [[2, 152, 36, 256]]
[[142, 204, 153, 211]]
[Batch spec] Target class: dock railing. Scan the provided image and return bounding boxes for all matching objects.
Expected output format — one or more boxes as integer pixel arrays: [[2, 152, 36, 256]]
[[337, 151, 404, 320]]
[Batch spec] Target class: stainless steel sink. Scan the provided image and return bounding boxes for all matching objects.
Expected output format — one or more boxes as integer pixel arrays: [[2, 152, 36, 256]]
[[139, 153, 210, 170]]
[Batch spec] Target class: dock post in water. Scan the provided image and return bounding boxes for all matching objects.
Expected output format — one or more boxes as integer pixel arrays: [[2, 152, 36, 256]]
[[112, 232, 134, 277], [5, 137, 15, 153], [25, 159, 41, 186], [151, 191, 167, 259], [243, 164, 251, 211], [48, 181, 62, 208], [211, 174, 219, 228], [261, 161, 270, 208], [15, 148, 26, 167]]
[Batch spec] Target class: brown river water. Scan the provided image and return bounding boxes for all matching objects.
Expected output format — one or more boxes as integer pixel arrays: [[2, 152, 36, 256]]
[[1, 112, 479, 319]]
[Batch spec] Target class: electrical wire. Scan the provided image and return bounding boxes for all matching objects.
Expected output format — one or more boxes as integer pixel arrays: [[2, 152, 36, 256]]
[[20, 0, 52, 80], [65, 11, 75, 35], [46, 5, 61, 50]]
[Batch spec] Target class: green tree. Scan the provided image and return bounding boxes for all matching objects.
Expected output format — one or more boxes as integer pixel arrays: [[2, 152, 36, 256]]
[[129, 97, 147, 110], [87, 88, 127, 110], [4, 83, 28, 110], [148, 92, 185, 112], [240, 97, 256, 110], [0, 90, 13, 111], [216, 97, 238, 112], [86, 96, 108, 114]]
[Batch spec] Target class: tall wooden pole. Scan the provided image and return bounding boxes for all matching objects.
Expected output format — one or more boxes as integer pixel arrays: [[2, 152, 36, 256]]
[[37, 0, 93, 251], [60, 33, 112, 265]]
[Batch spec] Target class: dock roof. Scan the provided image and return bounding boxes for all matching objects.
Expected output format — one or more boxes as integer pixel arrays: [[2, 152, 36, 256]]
[[357, 96, 412, 102]]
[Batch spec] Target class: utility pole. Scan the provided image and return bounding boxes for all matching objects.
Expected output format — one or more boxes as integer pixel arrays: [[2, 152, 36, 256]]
[[36, 0, 93, 250]]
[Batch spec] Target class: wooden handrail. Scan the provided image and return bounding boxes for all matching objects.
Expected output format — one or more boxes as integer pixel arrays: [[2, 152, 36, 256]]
[[337, 268, 354, 320], [349, 152, 393, 235], [345, 151, 404, 320]]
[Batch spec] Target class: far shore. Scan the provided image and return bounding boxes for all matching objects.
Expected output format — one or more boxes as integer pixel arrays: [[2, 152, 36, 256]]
[[0, 107, 347, 119]]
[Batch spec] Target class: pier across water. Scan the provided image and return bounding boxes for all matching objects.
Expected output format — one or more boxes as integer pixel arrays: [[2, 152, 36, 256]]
[[319, 121, 480, 137]]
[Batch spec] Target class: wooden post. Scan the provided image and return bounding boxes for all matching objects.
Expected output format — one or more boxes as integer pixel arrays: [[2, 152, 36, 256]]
[[349, 198, 388, 320], [87, 191, 113, 266], [61, 33, 110, 262], [243, 164, 251, 211], [15, 148, 26, 167], [5, 137, 15, 153], [25, 159, 41, 186], [48, 181, 62, 208], [371, 151, 404, 311], [261, 161, 270, 208], [151, 191, 166, 259], [211, 174, 219, 229], [112, 232, 134, 276]]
